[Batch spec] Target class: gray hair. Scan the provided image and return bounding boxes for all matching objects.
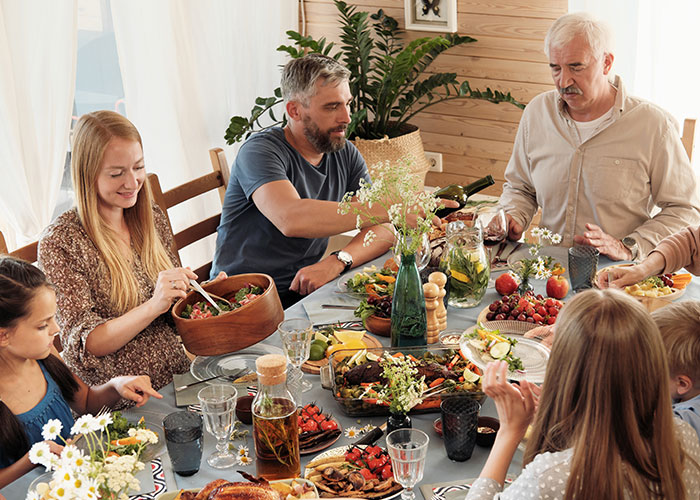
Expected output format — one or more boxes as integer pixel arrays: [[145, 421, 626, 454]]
[[544, 12, 614, 61], [281, 54, 350, 106]]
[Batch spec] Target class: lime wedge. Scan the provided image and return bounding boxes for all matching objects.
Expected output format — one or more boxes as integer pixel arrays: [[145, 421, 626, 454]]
[[463, 368, 480, 383], [490, 342, 511, 359]]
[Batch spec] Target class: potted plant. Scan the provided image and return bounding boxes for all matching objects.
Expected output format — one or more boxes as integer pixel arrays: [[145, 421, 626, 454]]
[[224, 0, 523, 182]]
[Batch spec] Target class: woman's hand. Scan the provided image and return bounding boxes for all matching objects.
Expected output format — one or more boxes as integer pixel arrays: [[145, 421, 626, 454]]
[[111, 375, 163, 407], [47, 440, 64, 456], [524, 324, 555, 348], [149, 267, 198, 314], [483, 361, 538, 441]]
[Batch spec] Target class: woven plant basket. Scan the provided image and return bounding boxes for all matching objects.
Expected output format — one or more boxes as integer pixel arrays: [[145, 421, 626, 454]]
[[352, 123, 431, 188]]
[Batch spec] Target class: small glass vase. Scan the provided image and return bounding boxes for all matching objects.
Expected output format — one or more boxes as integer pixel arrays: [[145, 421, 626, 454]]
[[386, 411, 412, 435], [390, 252, 427, 348], [518, 277, 534, 294]]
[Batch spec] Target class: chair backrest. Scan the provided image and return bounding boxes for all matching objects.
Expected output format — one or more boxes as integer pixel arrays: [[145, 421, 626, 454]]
[[0, 230, 38, 263], [147, 147, 230, 281], [682, 118, 696, 162]]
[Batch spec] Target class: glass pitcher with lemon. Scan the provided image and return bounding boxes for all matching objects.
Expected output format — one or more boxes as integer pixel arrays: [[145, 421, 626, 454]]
[[442, 220, 490, 308]]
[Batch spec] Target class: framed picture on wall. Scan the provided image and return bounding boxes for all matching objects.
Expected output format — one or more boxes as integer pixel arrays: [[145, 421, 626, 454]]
[[404, 0, 458, 33]]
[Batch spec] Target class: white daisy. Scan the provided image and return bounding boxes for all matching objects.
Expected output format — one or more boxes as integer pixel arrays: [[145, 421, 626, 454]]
[[361, 424, 374, 434], [28, 441, 52, 469], [528, 246, 539, 256], [26, 490, 41, 500], [530, 227, 542, 237], [550, 233, 562, 245], [540, 228, 552, 239], [344, 427, 359, 438], [236, 454, 253, 466], [71, 415, 97, 435], [94, 412, 113, 430], [237, 445, 249, 457], [41, 419, 63, 441]]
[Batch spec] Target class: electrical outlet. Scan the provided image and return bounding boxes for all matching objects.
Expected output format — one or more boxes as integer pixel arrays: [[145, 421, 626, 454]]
[[425, 151, 443, 173]]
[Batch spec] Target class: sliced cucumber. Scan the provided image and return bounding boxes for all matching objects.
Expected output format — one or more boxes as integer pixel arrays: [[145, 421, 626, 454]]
[[490, 341, 511, 359], [463, 368, 481, 383]]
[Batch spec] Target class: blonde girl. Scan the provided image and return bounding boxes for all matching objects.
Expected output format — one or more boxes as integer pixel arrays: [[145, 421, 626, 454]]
[[38, 110, 195, 393], [467, 288, 700, 499]]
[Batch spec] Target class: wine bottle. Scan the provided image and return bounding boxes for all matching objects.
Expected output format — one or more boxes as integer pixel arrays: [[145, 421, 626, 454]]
[[434, 175, 495, 218]]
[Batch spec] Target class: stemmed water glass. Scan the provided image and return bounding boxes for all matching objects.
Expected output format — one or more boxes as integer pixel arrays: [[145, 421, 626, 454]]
[[197, 384, 237, 468], [386, 428, 430, 500], [278, 318, 314, 394], [476, 205, 507, 248]]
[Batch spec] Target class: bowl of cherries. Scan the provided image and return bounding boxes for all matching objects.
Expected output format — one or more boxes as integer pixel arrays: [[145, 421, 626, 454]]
[[362, 295, 392, 337]]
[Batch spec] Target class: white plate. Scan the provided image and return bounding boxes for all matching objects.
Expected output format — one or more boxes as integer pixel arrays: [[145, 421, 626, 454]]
[[336, 277, 366, 299], [460, 322, 550, 384], [154, 478, 319, 500], [595, 264, 684, 300], [507, 245, 569, 278], [304, 445, 401, 499], [190, 344, 282, 384]]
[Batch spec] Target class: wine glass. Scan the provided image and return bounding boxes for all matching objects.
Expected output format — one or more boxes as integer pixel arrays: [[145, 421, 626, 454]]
[[197, 384, 237, 468], [278, 318, 314, 394], [476, 205, 507, 248], [386, 428, 430, 500]]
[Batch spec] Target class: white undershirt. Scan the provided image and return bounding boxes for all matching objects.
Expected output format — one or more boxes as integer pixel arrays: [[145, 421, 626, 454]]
[[572, 106, 614, 143]]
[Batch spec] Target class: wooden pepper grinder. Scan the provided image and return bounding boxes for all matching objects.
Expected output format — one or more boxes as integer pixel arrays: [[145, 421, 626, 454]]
[[423, 282, 440, 344], [429, 271, 448, 331]]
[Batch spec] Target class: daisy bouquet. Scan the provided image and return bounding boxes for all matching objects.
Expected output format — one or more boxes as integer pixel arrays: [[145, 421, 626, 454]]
[[27, 412, 158, 500], [511, 227, 564, 284]]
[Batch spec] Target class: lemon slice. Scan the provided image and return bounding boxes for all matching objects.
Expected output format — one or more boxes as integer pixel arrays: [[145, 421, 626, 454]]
[[366, 352, 380, 362], [348, 349, 367, 366], [463, 368, 480, 383], [326, 339, 368, 357], [490, 342, 511, 359], [333, 329, 366, 344]]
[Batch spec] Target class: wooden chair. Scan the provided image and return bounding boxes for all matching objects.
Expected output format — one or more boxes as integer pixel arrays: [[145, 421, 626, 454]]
[[147, 148, 230, 281], [682, 118, 696, 162]]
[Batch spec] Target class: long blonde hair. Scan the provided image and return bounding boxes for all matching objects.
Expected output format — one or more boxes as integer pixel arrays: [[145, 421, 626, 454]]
[[525, 288, 695, 499], [71, 111, 174, 313]]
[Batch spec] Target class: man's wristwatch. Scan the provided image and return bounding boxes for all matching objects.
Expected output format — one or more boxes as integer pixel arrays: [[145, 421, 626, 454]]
[[331, 250, 353, 274], [621, 236, 639, 260]]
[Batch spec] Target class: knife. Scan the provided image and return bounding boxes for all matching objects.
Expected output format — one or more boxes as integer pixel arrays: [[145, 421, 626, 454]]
[[175, 367, 248, 392], [321, 304, 356, 310], [352, 422, 387, 446]]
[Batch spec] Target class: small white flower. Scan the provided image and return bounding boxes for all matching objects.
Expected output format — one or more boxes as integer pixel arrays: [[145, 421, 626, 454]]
[[550, 233, 562, 245], [95, 412, 113, 430], [528, 246, 539, 256], [530, 227, 542, 237], [540, 228, 552, 240], [28, 441, 53, 468], [26, 490, 41, 500], [71, 415, 97, 435], [344, 427, 359, 438], [41, 419, 63, 441], [237, 454, 253, 466], [361, 424, 374, 434], [237, 445, 249, 457]]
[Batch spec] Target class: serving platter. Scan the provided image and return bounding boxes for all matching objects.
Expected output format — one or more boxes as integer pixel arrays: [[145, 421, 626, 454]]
[[190, 344, 282, 384], [460, 321, 550, 384], [595, 264, 684, 300], [302, 332, 383, 375], [154, 478, 319, 500]]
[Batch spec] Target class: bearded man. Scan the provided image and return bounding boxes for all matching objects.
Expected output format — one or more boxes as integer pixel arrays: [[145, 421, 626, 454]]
[[499, 13, 700, 260], [212, 54, 393, 307]]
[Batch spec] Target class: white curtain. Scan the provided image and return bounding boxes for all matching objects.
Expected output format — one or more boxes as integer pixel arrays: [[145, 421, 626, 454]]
[[569, 0, 700, 167], [0, 0, 77, 249], [110, 0, 298, 272]]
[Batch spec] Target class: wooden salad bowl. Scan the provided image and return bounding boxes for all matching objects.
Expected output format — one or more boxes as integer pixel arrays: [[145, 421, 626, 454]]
[[172, 273, 284, 356]]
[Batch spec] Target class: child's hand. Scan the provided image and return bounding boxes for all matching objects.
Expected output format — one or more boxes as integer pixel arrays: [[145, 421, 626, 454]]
[[482, 361, 537, 440], [113, 376, 163, 407], [47, 440, 64, 456]]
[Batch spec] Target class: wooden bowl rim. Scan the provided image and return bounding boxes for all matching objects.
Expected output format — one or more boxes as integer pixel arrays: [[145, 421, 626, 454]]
[[172, 273, 277, 323]]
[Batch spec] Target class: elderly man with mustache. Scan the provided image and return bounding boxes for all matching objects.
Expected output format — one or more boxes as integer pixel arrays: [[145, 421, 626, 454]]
[[212, 54, 395, 308], [499, 13, 700, 260]]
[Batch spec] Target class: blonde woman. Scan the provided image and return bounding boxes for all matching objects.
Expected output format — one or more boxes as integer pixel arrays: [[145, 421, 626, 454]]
[[38, 111, 194, 398], [467, 289, 700, 499]]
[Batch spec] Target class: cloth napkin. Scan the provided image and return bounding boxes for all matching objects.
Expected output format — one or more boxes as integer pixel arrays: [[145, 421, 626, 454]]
[[172, 372, 203, 407], [302, 294, 360, 326], [421, 477, 514, 500]]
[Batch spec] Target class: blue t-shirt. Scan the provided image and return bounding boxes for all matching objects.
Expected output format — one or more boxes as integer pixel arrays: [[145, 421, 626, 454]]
[[673, 393, 700, 442], [212, 127, 369, 293], [0, 361, 74, 467]]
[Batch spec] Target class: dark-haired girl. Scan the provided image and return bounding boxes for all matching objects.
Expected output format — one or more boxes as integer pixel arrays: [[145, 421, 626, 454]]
[[0, 256, 161, 488]]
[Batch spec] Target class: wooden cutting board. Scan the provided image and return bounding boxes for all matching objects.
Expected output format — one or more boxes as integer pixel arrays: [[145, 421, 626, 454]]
[[301, 333, 383, 374]]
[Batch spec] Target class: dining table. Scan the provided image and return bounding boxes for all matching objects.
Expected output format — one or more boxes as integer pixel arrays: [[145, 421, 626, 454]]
[[5, 247, 699, 500]]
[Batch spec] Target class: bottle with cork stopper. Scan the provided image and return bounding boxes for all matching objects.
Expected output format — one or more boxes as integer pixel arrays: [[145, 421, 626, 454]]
[[252, 354, 300, 479]]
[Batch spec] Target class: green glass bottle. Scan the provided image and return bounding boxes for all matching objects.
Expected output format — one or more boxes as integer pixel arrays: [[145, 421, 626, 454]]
[[434, 175, 495, 218]]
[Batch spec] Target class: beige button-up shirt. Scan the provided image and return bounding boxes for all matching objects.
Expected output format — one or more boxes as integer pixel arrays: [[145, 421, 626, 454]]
[[499, 75, 700, 257]]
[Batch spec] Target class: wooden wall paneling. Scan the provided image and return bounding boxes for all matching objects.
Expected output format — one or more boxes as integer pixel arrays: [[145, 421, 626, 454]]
[[303, 0, 567, 191]]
